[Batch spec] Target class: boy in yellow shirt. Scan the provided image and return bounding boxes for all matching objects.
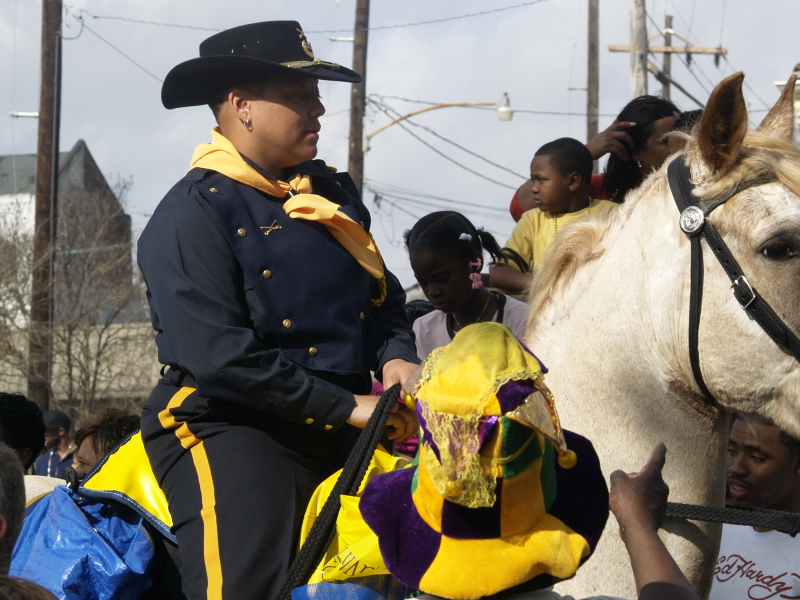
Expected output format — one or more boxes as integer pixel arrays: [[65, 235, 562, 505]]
[[490, 137, 616, 294]]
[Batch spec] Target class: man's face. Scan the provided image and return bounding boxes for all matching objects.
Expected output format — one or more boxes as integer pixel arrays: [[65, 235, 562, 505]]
[[43, 427, 63, 448], [727, 419, 800, 511], [246, 75, 325, 174]]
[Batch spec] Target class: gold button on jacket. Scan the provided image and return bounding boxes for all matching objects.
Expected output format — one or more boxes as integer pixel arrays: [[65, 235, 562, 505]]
[[323, 424, 333, 430], [304, 418, 314, 425], [282, 319, 292, 328], [308, 347, 318, 357], [236, 228, 247, 238], [261, 269, 272, 279]]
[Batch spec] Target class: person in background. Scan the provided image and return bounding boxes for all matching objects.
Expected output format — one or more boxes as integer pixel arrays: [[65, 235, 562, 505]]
[[0, 576, 58, 600], [509, 120, 636, 222], [490, 138, 616, 295], [72, 408, 142, 477], [33, 410, 76, 479], [405, 211, 529, 360], [0, 444, 24, 576], [0, 394, 44, 473], [601, 96, 680, 202], [33, 411, 74, 480], [508, 178, 534, 222], [609, 443, 700, 600], [708, 416, 800, 600]]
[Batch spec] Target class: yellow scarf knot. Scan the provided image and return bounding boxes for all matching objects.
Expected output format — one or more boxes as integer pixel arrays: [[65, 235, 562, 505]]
[[190, 128, 386, 306]]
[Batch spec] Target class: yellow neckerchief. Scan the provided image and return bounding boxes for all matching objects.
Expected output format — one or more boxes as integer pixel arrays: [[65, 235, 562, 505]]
[[190, 128, 386, 305]]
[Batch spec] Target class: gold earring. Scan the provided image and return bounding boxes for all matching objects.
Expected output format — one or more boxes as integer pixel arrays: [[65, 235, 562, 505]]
[[244, 116, 252, 129]]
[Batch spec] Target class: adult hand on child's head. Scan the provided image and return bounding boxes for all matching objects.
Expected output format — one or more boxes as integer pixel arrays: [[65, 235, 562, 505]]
[[586, 119, 636, 161], [609, 443, 669, 539]]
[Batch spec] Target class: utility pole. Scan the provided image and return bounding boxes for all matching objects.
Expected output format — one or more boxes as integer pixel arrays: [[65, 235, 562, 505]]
[[348, 0, 369, 196], [630, 0, 647, 97], [28, 0, 62, 411], [662, 15, 673, 101], [610, 18, 726, 106], [587, 0, 599, 173]]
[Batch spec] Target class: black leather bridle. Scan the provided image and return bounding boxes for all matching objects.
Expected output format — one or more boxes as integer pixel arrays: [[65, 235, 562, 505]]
[[667, 156, 800, 401]]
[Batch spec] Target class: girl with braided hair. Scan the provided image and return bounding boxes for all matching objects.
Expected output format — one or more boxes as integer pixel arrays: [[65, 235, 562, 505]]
[[405, 211, 529, 359]]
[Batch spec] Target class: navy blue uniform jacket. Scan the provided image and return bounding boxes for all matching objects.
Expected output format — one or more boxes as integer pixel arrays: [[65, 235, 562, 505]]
[[137, 159, 418, 432]]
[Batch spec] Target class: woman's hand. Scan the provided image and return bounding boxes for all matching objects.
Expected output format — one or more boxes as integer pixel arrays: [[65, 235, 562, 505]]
[[381, 358, 419, 388], [586, 119, 636, 161], [349, 394, 419, 441]]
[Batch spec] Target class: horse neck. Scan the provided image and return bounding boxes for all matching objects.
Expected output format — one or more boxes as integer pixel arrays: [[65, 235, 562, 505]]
[[528, 170, 729, 505], [530, 174, 689, 377]]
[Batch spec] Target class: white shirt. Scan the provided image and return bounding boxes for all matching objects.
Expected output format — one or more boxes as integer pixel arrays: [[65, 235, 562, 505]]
[[709, 523, 800, 600], [413, 293, 529, 360]]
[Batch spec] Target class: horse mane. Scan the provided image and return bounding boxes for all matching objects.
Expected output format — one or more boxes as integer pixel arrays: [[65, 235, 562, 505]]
[[526, 129, 800, 337], [698, 131, 800, 200], [525, 201, 622, 335]]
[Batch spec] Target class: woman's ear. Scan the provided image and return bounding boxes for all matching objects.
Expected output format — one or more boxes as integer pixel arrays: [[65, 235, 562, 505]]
[[227, 89, 251, 126]]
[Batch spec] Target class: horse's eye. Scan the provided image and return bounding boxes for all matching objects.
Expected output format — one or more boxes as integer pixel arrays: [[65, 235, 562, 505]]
[[762, 241, 795, 260]]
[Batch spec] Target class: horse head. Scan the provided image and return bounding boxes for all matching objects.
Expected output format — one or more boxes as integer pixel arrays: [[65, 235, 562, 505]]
[[681, 73, 800, 437]]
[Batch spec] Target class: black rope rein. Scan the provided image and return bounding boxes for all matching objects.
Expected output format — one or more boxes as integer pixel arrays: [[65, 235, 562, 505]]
[[666, 502, 800, 537], [277, 383, 403, 600]]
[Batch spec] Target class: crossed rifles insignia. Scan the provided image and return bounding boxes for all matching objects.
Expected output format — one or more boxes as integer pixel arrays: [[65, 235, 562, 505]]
[[297, 29, 314, 59], [260, 220, 282, 236]]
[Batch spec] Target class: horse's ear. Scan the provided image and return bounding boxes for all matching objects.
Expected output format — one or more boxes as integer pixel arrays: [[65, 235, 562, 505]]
[[697, 72, 748, 174], [757, 74, 797, 141]]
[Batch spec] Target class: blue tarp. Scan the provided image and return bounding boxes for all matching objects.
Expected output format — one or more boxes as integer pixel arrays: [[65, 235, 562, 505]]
[[11, 486, 154, 600]]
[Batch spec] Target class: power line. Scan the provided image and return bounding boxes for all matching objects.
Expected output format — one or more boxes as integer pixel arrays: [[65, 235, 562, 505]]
[[370, 95, 618, 117], [366, 179, 510, 214], [369, 98, 527, 180], [312, 1, 551, 33], [71, 14, 163, 83], [368, 105, 517, 190], [366, 180, 514, 224], [71, 8, 221, 32], [65, 2, 549, 35], [372, 190, 509, 222]]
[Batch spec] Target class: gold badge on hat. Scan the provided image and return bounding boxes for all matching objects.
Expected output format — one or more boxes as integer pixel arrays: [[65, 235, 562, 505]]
[[297, 29, 315, 59]]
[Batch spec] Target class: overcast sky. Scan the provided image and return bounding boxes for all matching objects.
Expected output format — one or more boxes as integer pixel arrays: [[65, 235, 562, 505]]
[[2, 0, 797, 288]]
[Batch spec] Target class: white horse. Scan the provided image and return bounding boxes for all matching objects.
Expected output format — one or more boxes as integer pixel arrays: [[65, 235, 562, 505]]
[[525, 73, 800, 599]]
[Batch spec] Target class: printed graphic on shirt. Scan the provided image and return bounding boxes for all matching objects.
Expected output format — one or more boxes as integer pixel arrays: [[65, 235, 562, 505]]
[[714, 552, 800, 600]]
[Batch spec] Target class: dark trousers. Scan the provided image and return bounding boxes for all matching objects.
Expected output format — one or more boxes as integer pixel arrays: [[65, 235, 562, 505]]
[[141, 378, 347, 600]]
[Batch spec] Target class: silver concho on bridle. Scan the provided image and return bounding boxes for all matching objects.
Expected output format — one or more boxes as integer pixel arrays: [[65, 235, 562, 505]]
[[679, 206, 705, 235]]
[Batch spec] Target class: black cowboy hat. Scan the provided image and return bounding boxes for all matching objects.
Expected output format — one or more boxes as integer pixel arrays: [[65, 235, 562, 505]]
[[161, 20, 362, 109]]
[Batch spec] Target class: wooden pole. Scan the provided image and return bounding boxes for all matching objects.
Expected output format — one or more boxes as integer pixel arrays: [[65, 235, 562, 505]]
[[662, 15, 673, 101], [348, 0, 369, 196], [28, 0, 61, 411], [587, 0, 599, 173], [629, 0, 647, 97]]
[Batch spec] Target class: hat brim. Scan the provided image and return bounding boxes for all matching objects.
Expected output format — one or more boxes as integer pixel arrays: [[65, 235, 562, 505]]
[[359, 431, 609, 600], [161, 55, 362, 109]]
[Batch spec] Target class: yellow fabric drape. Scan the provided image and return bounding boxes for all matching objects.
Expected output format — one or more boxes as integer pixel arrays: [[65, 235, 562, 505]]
[[298, 445, 411, 583], [190, 128, 386, 303]]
